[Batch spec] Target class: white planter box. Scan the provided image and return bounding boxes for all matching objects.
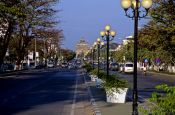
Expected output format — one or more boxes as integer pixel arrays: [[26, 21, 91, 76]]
[[95, 78, 104, 88], [106, 88, 128, 103], [90, 75, 97, 82]]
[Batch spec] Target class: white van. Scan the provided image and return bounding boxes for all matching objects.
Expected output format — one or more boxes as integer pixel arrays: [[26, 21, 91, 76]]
[[124, 62, 134, 73]]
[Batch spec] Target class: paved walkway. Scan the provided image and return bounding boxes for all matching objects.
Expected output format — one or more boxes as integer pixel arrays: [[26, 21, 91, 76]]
[[83, 72, 134, 115]]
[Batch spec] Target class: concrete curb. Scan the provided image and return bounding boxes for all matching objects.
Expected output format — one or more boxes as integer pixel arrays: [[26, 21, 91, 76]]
[[83, 71, 102, 115]]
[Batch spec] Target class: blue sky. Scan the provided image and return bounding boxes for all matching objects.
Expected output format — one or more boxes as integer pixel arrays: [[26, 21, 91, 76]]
[[57, 0, 149, 51]]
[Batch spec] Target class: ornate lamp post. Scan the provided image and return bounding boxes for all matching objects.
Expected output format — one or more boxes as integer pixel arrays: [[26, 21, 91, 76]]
[[90, 47, 93, 66], [100, 25, 116, 77], [92, 42, 97, 69], [96, 38, 104, 78], [121, 0, 153, 115]]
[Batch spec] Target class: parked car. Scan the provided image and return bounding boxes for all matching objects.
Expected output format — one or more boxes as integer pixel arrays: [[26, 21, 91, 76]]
[[36, 64, 46, 69], [47, 62, 54, 68], [109, 62, 119, 71], [124, 62, 134, 73]]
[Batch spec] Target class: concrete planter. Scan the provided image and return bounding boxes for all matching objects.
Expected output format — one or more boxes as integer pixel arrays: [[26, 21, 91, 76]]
[[95, 78, 104, 88], [106, 88, 128, 103], [90, 74, 97, 82]]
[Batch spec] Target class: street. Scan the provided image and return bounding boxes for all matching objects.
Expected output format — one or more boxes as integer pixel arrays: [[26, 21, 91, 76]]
[[0, 68, 175, 115], [0, 68, 92, 115], [114, 70, 175, 101]]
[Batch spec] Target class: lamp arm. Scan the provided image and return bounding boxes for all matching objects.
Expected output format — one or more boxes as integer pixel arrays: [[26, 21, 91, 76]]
[[138, 9, 149, 18], [109, 36, 114, 41], [101, 36, 106, 41], [125, 10, 135, 19]]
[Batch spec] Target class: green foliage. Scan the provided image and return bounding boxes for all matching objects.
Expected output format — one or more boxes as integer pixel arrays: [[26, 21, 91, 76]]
[[0, 1, 24, 18], [102, 74, 128, 92], [88, 68, 128, 92], [98, 70, 106, 79], [87, 67, 106, 79], [66, 52, 76, 61], [0, 0, 61, 69], [114, 47, 125, 63], [138, 0, 175, 65], [139, 84, 175, 115], [82, 62, 93, 73], [89, 69, 98, 76], [61, 49, 75, 61], [87, 67, 128, 93]]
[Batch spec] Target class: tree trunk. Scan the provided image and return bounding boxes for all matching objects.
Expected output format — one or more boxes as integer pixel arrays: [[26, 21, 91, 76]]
[[0, 21, 13, 71]]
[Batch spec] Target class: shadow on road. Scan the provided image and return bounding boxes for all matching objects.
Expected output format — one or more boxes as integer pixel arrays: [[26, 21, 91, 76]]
[[0, 68, 79, 115]]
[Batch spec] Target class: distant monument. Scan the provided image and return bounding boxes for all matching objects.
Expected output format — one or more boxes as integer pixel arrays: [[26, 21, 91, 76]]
[[76, 38, 89, 59]]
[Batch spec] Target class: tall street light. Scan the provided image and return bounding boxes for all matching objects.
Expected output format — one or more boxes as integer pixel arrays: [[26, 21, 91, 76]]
[[90, 47, 93, 67], [121, 0, 153, 115], [100, 25, 116, 77], [92, 42, 97, 69], [96, 38, 104, 78]]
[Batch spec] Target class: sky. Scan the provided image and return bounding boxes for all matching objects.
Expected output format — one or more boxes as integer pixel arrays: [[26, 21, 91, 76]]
[[56, 0, 149, 51]]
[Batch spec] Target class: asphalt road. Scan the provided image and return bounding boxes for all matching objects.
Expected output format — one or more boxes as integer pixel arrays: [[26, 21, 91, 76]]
[[1, 68, 174, 115], [112, 70, 175, 101], [0, 68, 92, 115]]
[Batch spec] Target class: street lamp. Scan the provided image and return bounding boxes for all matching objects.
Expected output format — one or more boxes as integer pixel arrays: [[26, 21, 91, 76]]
[[121, 0, 153, 115], [92, 42, 97, 69], [100, 25, 116, 77], [96, 38, 104, 78]]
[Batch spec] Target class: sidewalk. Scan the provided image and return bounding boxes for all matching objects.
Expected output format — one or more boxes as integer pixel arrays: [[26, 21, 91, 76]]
[[84, 74, 133, 115]]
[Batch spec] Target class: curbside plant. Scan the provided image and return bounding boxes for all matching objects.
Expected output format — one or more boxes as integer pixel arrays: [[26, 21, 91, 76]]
[[102, 74, 128, 92], [89, 69, 98, 81], [83, 63, 128, 103], [102, 74, 128, 103], [139, 84, 175, 115], [82, 62, 93, 73]]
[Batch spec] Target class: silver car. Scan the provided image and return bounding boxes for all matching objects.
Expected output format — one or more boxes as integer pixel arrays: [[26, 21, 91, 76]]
[[124, 62, 134, 73]]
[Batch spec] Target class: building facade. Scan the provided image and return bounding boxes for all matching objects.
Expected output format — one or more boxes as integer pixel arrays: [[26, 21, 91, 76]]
[[76, 38, 89, 59]]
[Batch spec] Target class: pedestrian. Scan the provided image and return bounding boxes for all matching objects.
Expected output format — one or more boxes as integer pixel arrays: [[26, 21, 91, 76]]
[[143, 65, 147, 76]]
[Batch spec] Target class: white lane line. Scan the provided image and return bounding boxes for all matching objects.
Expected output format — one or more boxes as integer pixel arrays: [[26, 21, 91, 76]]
[[70, 76, 78, 115], [83, 70, 101, 115]]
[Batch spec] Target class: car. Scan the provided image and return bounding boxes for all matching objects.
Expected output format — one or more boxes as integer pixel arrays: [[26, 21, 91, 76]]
[[36, 64, 46, 69], [47, 62, 54, 68], [109, 62, 119, 71], [123, 62, 134, 73]]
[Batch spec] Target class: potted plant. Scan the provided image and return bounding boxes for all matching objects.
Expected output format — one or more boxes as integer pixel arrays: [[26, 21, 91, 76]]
[[102, 74, 128, 103], [82, 62, 93, 73], [95, 70, 106, 88], [89, 69, 99, 81]]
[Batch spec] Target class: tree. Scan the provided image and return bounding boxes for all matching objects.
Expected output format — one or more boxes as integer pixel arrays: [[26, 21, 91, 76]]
[[114, 46, 125, 63], [114, 41, 134, 63], [0, 0, 24, 70], [7, 0, 61, 69], [33, 29, 63, 64], [138, 0, 175, 66], [61, 49, 76, 61]]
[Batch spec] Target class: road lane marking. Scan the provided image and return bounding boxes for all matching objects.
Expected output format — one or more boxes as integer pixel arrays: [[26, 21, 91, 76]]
[[83, 70, 101, 115], [70, 76, 78, 115]]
